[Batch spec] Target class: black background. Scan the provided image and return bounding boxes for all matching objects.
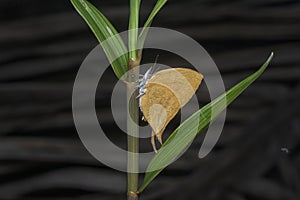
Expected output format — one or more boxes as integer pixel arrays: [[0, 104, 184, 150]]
[[0, 0, 299, 199]]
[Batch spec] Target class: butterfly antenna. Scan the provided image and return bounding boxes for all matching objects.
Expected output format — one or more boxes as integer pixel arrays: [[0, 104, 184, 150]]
[[154, 54, 159, 64], [151, 55, 160, 75]]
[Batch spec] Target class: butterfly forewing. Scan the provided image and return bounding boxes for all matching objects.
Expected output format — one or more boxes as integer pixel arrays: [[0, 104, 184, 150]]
[[148, 68, 203, 107]]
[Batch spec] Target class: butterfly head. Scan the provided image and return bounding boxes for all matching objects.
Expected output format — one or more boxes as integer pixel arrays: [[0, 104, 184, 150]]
[[137, 56, 160, 98]]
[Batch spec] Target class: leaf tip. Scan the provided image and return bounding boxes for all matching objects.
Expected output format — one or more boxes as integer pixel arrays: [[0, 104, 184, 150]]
[[264, 52, 274, 64]]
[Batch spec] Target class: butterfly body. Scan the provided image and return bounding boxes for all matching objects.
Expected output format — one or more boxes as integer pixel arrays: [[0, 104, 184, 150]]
[[137, 67, 153, 98]]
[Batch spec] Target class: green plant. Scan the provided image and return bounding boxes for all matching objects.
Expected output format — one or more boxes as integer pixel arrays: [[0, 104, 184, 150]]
[[70, 0, 273, 199]]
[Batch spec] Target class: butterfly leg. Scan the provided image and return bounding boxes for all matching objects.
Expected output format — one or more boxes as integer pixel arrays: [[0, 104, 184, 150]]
[[151, 131, 158, 153], [141, 116, 147, 122], [135, 78, 143, 83], [136, 89, 147, 98]]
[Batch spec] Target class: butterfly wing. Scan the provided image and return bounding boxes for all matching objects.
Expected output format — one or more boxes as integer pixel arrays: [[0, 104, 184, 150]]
[[148, 68, 203, 107], [140, 82, 181, 152], [140, 68, 203, 152]]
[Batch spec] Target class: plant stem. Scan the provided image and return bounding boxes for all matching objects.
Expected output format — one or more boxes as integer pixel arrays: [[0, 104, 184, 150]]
[[127, 60, 140, 200], [128, 0, 140, 197], [128, 0, 140, 61]]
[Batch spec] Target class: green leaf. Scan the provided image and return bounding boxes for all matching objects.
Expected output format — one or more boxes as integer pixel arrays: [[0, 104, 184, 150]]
[[70, 0, 128, 78], [128, 0, 141, 61], [137, 0, 168, 57], [138, 53, 274, 193]]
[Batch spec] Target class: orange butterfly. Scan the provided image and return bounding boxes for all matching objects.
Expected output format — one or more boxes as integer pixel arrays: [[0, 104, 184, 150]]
[[139, 67, 203, 152]]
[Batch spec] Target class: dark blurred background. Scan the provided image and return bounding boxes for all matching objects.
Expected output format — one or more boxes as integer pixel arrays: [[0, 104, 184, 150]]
[[0, 0, 300, 199]]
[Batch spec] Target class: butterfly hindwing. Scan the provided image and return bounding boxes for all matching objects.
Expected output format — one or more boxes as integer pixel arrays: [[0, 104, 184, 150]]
[[141, 82, 181, 152]]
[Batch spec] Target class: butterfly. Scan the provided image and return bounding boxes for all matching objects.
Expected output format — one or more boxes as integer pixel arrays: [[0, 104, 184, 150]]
[[138, 63, 203, 152]]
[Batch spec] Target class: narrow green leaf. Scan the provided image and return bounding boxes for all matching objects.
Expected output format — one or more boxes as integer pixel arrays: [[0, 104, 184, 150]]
[[128, 0, 141, 61], [138, 53, 274, 193], [71, 0, 128, 78], [137, 0, 168, 57]]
